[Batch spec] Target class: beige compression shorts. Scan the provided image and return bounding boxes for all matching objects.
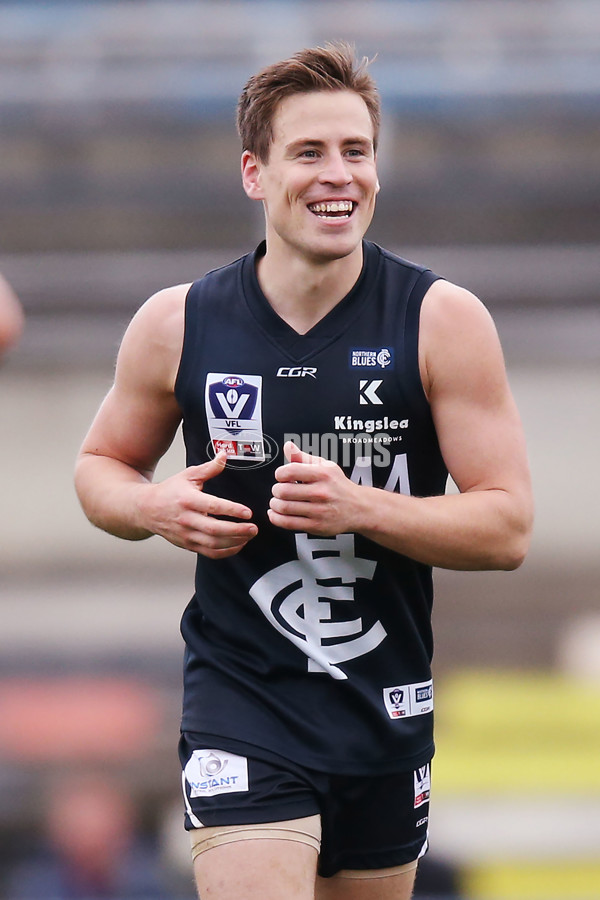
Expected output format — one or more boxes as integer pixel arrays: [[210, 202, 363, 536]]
[[189, 815, 419, 877]]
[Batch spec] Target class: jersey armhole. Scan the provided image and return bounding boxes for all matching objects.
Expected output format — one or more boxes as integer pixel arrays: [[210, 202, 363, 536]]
[[403, 270, 444, 411], [174, 282, 196, 404]]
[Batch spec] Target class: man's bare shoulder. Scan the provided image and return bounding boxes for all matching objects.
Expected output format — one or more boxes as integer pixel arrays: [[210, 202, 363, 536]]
[[131, 282, 191, 341], [421, 278, 495, 332], [116, 282, 192, 392], [419, 278, 506, 398]]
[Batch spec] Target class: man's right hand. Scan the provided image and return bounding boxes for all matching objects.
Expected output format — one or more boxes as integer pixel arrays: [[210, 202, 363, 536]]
[[139, 452, 258, 558]]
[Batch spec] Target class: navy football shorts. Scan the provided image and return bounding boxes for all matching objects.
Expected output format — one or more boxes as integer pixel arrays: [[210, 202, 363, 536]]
[[179, 732, 431, 877]]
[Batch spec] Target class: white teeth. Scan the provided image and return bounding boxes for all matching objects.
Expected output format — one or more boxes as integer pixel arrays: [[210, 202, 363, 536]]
[[309, 201, 353, 215]]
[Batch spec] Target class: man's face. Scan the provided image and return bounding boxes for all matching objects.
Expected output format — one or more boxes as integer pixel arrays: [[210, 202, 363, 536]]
[[242, 90, 379, 264]]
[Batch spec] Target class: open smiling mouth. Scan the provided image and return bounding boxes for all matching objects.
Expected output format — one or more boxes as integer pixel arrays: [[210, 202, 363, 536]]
[[307, 200, 356, 219]]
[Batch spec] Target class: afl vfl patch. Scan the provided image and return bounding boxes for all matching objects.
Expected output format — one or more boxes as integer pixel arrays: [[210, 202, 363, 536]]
[[205, 373, 265, 461]]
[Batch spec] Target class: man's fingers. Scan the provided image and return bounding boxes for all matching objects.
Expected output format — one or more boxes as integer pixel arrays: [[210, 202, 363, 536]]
[[283, 440, 307, 463], [184, 453, 254, 520], [283, 440, 331, 466], [190, 512, 257, 540], [179, 513, 258, 556], [199, 492, 254, 521], [274, 462, 323, 484], [269, 496, 316, 518], [186, 451, 227, 484], [278, 441, 336, 482], [267, 508, 315, 533]]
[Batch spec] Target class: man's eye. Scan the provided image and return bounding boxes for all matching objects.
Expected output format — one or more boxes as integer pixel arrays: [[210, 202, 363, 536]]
[[301, 150, 318, 158]]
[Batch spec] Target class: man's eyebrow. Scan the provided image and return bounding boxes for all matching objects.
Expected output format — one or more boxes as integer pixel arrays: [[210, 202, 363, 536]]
[[285, 136, 373, 152], [285, 138, 325, 152]]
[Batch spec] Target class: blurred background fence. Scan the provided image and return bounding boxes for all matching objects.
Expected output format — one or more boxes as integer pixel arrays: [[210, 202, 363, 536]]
[[0, 2, 599, 898]]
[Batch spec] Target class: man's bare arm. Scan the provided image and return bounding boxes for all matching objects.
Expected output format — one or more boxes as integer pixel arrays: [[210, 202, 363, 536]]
[[0, 271, 24, 355], [75, 284, 258, 558]]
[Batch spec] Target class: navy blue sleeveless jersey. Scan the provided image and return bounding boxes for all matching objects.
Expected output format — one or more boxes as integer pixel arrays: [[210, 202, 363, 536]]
[[174, 240, 448, 775]]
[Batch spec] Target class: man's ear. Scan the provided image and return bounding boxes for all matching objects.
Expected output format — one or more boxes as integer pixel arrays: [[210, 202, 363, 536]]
[[241, 151, 264, 200]]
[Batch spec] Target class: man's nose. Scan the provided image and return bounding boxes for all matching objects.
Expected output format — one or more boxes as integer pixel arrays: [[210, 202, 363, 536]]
[[318, 153, 353, 185]]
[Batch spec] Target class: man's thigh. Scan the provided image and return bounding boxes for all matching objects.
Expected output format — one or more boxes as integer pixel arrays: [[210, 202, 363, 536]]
[[318, 764, 431, 876], [316, 866, 418, 900], [193, 837, 318, 900]]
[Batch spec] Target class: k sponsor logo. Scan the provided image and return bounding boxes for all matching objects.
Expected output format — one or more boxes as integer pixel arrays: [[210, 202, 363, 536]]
[[359, 379, 383, 405]]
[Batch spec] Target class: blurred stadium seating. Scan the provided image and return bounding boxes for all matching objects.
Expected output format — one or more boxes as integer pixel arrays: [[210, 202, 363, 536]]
[[0, 0, 599, 368]]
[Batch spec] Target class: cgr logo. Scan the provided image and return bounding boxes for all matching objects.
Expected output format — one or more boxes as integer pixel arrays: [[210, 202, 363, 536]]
[[277, 366, 317, 378]]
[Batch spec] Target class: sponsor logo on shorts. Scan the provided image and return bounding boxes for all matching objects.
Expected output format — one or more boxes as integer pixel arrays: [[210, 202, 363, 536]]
[[383, 679, 434, 719], [184, 750, 249, 798], [414, 764, 431, 809], [416, 816, 429, 828]]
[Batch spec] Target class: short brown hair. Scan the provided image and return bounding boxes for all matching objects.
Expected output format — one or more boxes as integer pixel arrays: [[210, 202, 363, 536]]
[[237, 41, 380, 163]]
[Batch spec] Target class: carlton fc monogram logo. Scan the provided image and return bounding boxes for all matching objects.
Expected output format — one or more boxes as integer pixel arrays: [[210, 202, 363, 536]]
[[249, 533, 386, 680]]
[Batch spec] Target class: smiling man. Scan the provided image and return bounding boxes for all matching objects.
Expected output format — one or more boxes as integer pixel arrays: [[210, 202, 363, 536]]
[[75, 43, 533, 900]]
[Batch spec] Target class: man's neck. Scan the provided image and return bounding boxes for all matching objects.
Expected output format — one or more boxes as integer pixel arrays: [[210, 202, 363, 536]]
[[255, 241, 364, 334]]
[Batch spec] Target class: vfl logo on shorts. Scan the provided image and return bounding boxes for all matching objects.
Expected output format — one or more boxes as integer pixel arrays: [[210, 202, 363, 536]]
[[414, 764, 431, 809], [205, 373, 265, 461], [183, 750, 249, 798]]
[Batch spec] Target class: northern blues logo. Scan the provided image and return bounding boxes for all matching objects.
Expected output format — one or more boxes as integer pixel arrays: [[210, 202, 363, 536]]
[[350, 347, 394, 369], [205, 373, 265, 461]]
